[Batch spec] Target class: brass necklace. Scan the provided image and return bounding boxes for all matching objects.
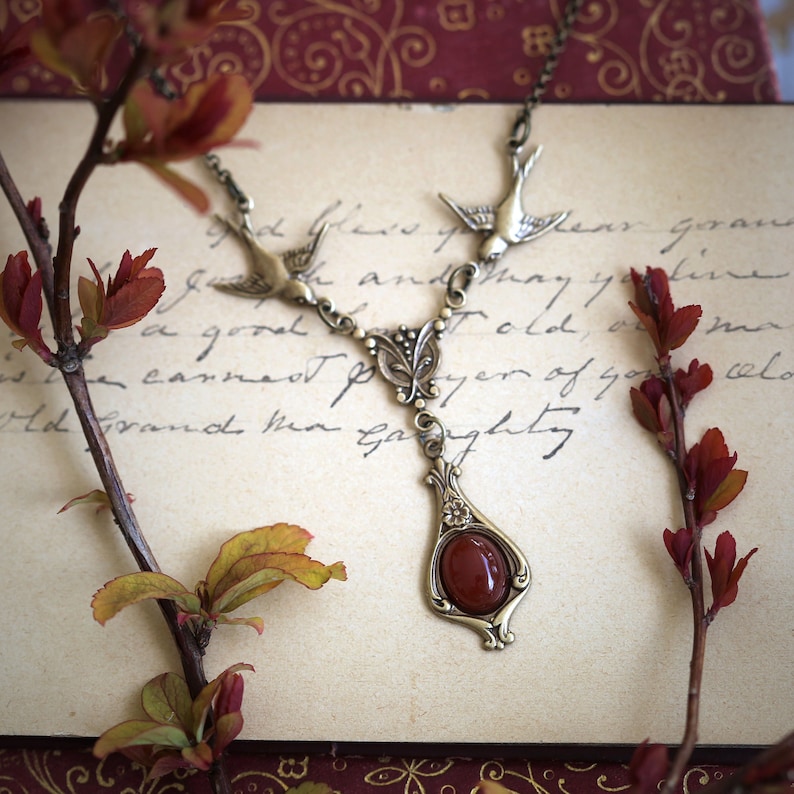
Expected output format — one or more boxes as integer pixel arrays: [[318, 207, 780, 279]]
[[206, 0, 582, 649]]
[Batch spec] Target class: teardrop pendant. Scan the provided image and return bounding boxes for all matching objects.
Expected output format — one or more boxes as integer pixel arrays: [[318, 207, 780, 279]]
[[426, 458, 531, 649]]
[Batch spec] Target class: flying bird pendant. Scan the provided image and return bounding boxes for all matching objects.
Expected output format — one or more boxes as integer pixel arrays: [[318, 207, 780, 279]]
[[213, 215, 328, 305], [440, 145, 568, 263]]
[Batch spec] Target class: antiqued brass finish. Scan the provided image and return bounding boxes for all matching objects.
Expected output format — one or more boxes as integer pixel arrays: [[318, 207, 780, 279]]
[[439, 146, 568, 263], [206, 0, 581, 648], [425, 458, 531, 650]]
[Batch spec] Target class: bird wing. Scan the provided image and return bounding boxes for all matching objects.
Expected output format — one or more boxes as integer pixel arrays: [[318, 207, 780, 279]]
[[515, 210, 568, 242], [283, 224, 328, 274], [439, 194, 496, 232], [214, 273, 278, 299]]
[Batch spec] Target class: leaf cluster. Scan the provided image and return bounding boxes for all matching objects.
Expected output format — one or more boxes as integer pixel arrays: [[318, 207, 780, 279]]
[[92, 523, 347, 644], [94, 664, 252, 780]]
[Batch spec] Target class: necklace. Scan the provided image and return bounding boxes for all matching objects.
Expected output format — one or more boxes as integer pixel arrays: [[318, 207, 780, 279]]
[[206, 0, 582, 649]]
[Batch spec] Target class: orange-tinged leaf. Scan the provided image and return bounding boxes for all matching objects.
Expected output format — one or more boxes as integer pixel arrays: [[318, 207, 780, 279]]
[[77, 274, 103, 325], [141, 672, 193, 728], [58, 489, 111, 514], [476, 782, 512, 794], [180, 741, 213, 771], [58, 488, 135, 514], [704, 468, 748, 513], [216, 614, 265, 634], [138, 159, 210, 213], [213, 552, 346, 614], [205, 523, 313, 595], [93, 720, 191, 758], [91, 572, 200, 625]]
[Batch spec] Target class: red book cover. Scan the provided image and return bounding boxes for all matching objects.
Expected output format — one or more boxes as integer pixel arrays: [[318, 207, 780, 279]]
[[0, 0, 781, 102]]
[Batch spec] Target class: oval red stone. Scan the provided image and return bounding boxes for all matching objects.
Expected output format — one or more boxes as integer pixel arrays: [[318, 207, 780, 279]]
[[439, 531, 510, 615]]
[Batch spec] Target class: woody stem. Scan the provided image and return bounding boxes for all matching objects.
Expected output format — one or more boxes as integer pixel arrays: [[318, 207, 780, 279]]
[[660, 358, 708, 793]]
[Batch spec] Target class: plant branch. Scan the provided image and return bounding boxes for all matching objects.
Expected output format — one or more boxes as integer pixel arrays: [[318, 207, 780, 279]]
[[52, 44, 148, 356], [0, 150, 54, 313], [35, 40, 234, 794], [660, 359, 708, 793]]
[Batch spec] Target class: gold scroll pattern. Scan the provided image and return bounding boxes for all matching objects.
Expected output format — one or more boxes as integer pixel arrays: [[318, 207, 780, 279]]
[[0, 0, 776, 101], [0, 747, 735, 794], [266, 1, 435, 98]]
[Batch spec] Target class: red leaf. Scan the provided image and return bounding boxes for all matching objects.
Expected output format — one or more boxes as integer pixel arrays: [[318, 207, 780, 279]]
[[705, 532, 758, 615], [630, 386, 659, 434], [629, 267, 701, 357], [674, 359, 713, 407], [146, 751, 194, 780], [0, 251, 52, 362], [103, 269, 165, 328], [629, 740, 668, 793], [78, 250, 164, 343], [0, 17, 36, 76], [685, 428, 747, 526], [665, 304, 702, 351], [663, 527, 694, 583], [121, 74, 253, 163]]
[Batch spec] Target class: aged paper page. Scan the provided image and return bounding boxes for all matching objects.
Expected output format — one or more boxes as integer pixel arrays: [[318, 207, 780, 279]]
[[0, 103, 791, 746]]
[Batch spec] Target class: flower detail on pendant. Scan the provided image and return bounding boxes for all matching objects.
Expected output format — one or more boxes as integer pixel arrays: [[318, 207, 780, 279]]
[[442, 498, 471, 528]]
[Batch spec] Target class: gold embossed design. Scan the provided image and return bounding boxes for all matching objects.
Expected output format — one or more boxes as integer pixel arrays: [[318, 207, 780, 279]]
[[522, 24, 554, 58], [167, 0, 273, 93], [437, 0, 476, 32], [365, 758, 455, 794], [268, 1, 436, 98]]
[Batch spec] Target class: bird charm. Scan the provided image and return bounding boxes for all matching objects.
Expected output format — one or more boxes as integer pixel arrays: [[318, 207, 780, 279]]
[[439, 145, 568, 263], [213, 216, 328, 305]]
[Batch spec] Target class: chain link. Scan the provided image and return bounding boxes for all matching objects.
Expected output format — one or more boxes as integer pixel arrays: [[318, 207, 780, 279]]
[[510, 0, 583, 150], [444, 262, 480, 310], [205, 153, 254, 215], [316, 297, 359, 335], [415, 410, 447, 460]]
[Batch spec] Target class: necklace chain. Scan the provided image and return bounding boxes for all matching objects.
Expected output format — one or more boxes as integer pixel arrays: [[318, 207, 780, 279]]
[[206, 0, 583, 331], [510, 0, 584, 149]]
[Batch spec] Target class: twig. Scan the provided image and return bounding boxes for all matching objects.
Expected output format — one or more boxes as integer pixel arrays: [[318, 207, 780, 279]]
[[660, 359, 707, 792]]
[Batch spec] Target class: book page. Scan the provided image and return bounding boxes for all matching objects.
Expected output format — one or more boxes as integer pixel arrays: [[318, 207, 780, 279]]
[[0, 103, 791, 746]]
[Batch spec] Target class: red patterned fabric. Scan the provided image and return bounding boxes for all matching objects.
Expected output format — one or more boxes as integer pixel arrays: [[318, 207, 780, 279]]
[[0, 746, 741, 792], [0, 0, 780, 102]]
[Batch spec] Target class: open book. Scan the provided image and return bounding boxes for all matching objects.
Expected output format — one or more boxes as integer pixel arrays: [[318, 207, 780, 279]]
[[0, 102, 791, 746]]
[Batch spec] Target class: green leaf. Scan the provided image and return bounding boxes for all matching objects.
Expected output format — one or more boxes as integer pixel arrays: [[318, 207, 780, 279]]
[[213, 711, 244, 756], [212, 552, 346, 615], [205, 523, 314, 595], [93, 720, 191, 758], [286, 784, 335, 794], [92, 572, 200, 625], [141, 672, 193, 729]]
